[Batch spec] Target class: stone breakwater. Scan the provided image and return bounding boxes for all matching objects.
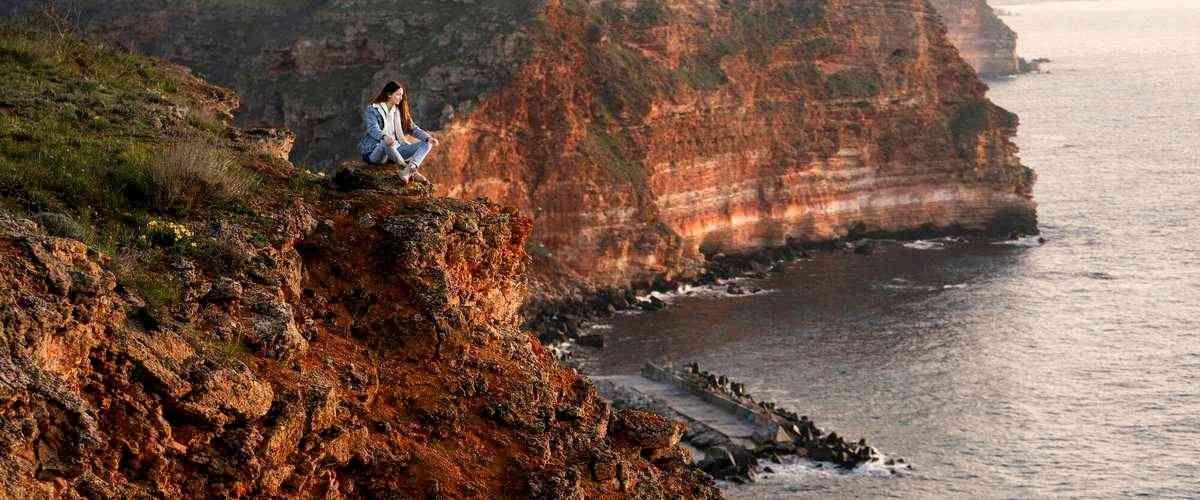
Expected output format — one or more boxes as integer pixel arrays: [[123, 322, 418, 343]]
[[598, 363, 912, 483]]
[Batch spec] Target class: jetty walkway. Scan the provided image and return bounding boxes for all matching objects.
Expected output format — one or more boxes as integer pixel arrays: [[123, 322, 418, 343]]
[[592, 374, 764, 451], [593, 363, 904, 481]]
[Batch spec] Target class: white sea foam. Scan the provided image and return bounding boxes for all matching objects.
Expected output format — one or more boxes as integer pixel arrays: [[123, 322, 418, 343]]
[[875, 282, 938, 291], [991, 235, 1045, 247], [546, 340, 573, 361], [719, 453, 913, 493], [634, 278, 775, 305], [876, 279, 966, 292], [902, 239, 945, 250]]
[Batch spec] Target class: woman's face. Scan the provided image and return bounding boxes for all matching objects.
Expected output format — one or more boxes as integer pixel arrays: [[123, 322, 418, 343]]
[[389, 87, 404, 106]]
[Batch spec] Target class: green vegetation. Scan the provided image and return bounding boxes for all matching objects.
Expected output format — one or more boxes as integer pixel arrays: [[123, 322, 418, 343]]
[[950, 101, 990, 139], [33, 212, 85, 240], [630, 0, 668, 27], [587, 43, 665, 115], [772, 62, 824, 87], [0, 12, 320, 330], [0, 14, 269, 258], [150, 141, 261, 214], [184, 325, 249, 369], [727, 3, 826, 62], [203, 334, 250, 367], [672, 55, 727, 90], [121, 266, 182, 313], [524, 239, 552, 259], [187, 107, 227, 136], [825, 70, 881, 98], [801, 36, 837, 58], [581, 124, 647, 192], [286, 168, 327, 201]]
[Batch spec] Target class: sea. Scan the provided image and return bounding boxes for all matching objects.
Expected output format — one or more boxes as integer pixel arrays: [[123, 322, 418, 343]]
[[581, 1, 1200, 497]]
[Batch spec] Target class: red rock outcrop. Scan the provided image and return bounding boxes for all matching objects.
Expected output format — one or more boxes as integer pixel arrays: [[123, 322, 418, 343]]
[[928, 0, 1020, 76], [0, 24, 716, 498], [6, 0, 1037, 298], [433, 0, 1037, 295], [0, 197, 714, 498]]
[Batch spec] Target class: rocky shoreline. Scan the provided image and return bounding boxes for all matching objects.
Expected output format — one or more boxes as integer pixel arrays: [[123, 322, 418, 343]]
[[524, 221, 1040, 348], [597, 363, 913, 484]]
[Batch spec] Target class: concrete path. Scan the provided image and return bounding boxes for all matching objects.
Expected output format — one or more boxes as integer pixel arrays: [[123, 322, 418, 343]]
[[593, 375, 761, 444]]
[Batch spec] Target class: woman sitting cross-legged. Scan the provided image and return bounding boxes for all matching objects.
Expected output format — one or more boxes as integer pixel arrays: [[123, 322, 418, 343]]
[[358, 80, 439, 183]]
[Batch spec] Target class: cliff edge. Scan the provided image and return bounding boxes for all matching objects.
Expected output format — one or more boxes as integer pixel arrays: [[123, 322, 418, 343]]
[[1, 0, 1038, 300], [0, 21, 716, 498], [928, 0, 1020, 77]]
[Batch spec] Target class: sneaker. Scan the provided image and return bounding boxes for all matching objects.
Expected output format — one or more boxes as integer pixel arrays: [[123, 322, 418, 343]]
[[410, 171, 430, 185]]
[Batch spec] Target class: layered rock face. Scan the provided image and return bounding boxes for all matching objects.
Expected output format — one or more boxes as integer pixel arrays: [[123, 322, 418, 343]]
[[440, 0, 1038, 295], [11, 0, 1037, 296], [928, 0, 1019, 76], [0, 25, 715, 498]]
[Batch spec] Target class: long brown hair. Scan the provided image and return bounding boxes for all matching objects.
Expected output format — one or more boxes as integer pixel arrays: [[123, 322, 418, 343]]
[[371, 80, 414, 135]]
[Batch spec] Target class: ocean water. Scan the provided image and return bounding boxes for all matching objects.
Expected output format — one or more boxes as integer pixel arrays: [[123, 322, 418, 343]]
[[584, 1, 1200, 497]]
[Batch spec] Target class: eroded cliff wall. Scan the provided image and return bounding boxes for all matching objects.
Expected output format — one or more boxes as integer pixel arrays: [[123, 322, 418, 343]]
[[444, 0, 1036, 296], [0, 23, 715, 498], [6, 0, 1037, 297], [928, 0, 1019, 76]]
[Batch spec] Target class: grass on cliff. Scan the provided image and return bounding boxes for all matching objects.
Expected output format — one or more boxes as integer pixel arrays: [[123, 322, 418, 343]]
[[729, 4, 823, 60], [0, 17, 270, 240], [0, 14, 309, 319], [825, 70, 882, 99], [581, 125, 647, 192]]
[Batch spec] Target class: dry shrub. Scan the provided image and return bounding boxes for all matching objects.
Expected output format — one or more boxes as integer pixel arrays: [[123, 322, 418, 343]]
[[151, 141, 259, 213]]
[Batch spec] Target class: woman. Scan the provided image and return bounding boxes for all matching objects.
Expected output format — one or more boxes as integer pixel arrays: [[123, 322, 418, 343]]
[[358, 80, 439, 183]]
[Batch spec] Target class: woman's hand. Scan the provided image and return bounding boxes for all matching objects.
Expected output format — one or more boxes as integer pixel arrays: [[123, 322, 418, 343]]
[[384, 135, 396, 147]]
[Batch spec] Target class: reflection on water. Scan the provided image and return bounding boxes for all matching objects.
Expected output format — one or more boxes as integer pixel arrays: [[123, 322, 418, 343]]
[[584, 0, 1200, 496]]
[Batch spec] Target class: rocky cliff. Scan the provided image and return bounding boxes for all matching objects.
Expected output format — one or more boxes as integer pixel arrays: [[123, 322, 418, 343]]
[[0, 21, 716, 498], [5, 0, 1037, 298], [928, 0, 1019, 76]]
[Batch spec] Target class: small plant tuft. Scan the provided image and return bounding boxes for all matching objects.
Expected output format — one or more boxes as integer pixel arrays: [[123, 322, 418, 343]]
[[826, 70, 881, 98], [525, 239, 552, 259], [121, 268, 182, 313], [34, 212, 85, 240], [140, 218, 195, 248], [149, 141, 260, 214]]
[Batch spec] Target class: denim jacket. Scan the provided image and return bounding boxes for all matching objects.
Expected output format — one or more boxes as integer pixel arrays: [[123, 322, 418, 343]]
[[357, 103, 431, 158]]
